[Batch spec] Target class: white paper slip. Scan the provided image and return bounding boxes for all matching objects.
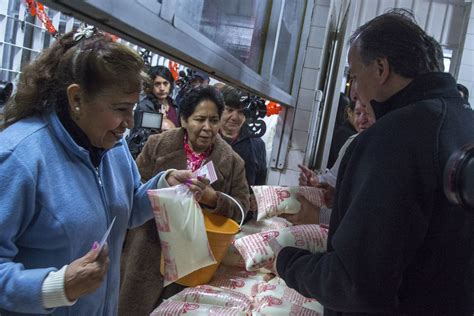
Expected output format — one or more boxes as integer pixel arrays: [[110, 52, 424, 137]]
[[193, 160, 218, 184], [99, 216, 116, 251]]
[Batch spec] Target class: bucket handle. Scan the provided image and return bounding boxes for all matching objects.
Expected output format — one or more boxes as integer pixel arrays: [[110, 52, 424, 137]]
[[220, 192, 245, 228]]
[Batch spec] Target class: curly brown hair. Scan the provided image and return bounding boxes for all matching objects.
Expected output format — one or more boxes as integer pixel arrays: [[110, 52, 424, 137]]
[[3, 30, 146, 128]]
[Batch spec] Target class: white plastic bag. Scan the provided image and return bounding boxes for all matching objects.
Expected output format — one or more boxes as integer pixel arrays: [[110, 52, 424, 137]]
[[167, 285, 252, 312], [252, 186, 326, 221], [150, 300, 244, 316], [252, 295, 323, 316], [148, 185, 216, 286], [221, 242, 247, 268], [209, 265, 268, 297], [222, 217, 293, 268], [253, 277, 324, 313], [234, 225, 328, 271], [240, 217, 293, 235]]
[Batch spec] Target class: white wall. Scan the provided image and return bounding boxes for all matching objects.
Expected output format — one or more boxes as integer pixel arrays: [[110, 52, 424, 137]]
[[268, 0, 473, 186], [457, 4, 474, 106], [267, 0, 332, 185]]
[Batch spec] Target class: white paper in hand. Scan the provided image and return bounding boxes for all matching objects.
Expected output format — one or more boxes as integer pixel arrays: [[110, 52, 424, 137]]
[[193, 160, 218, 184], [99, 216, 116, 251]]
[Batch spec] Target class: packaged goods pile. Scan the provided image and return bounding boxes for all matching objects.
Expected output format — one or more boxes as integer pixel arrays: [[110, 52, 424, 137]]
[[151, 216, 326, 315]]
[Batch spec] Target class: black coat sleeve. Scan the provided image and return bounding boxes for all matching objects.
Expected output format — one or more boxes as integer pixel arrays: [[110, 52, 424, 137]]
[[252, 138, 267, 185]]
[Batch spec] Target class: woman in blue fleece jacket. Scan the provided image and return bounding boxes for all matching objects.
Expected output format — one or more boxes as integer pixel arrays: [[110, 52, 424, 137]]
[[0, 27, 207, 315]]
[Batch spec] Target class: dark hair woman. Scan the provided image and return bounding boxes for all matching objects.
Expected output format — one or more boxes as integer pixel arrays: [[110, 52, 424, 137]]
[[127, 65, 179, 157], [120, 86, 250, 315], [141, 65, 179, 127]]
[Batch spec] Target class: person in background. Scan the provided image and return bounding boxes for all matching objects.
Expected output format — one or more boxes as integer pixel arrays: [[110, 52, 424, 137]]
[[174, 69, 210, 109], [127, 66, 179, 157], [119, 86, 249, 315], [218, 85, 268, 217], [275, 9, 474, 315], [0, 81, 13, 128], [213, 82, 226, 91], [219, 85, 267, 187], [144, 65, 179, 126], [457, 83, 470, 105], [0, 81, 13, 107], [299, 99, 375, 189], [190, 70, 210, 88], [0, 29, 206, 315], [327, 93, 356, 168], [296, 100, 376, 225]]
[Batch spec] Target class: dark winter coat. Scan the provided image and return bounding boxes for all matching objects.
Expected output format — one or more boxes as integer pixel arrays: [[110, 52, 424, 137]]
[[277, 72, 474, 315], [225, 127, 267, 186], [328, 120, 357, 168]]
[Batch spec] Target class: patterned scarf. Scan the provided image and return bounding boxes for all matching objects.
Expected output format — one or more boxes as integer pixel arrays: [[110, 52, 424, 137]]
[[183, 131, 213, 172]]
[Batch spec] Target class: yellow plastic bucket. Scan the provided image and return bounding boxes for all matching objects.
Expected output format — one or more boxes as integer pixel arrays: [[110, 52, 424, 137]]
[[160, 209, 241, 287]]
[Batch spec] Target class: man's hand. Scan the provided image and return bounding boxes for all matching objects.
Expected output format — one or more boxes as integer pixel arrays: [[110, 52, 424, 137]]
[[298, 164, 319, 187], [281, 192, 320, 225], [315, 182, 335, 208], [64, 243, 110, 301]]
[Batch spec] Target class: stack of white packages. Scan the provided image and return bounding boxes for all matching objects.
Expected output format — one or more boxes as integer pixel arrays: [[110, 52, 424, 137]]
[[150, 300, 245, 315], [152, 272, 324, 315], [209, 265, 269, 298], [151, 217, 326, 316], [252, 277, 324, 315], [151, 285, 252, 315]]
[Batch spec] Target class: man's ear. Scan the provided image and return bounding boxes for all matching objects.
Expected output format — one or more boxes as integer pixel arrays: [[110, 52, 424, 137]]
[[66, 84, 82, 114], [375, 57, 390, 85]]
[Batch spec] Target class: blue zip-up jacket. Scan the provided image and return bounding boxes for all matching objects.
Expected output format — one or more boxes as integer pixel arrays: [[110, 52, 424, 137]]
[[0, 111, 163, 315]]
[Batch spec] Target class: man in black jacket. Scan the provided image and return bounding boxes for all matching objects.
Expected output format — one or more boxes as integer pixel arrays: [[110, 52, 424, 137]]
[[219, 85, 267, 187], [276, 9, 474, 315], [219, 85, 267, 220]]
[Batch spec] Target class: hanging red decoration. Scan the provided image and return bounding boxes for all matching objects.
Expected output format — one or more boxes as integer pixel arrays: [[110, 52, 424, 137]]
[[24, 0, 58, 37], [25, 0, 36, 15], [103, 32, 119, 42], [168, 60, 180, 81], [266, 101, 282, 116]]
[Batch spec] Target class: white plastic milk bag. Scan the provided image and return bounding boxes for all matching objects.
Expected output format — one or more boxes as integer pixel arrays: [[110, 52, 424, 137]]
[[148, 185, 216, 286], [234, 224, 328, 271], [252, 186, 326, 221]]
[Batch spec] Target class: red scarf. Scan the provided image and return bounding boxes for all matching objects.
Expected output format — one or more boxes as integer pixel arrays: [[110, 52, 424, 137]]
[[183, 132, 213, 172]]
